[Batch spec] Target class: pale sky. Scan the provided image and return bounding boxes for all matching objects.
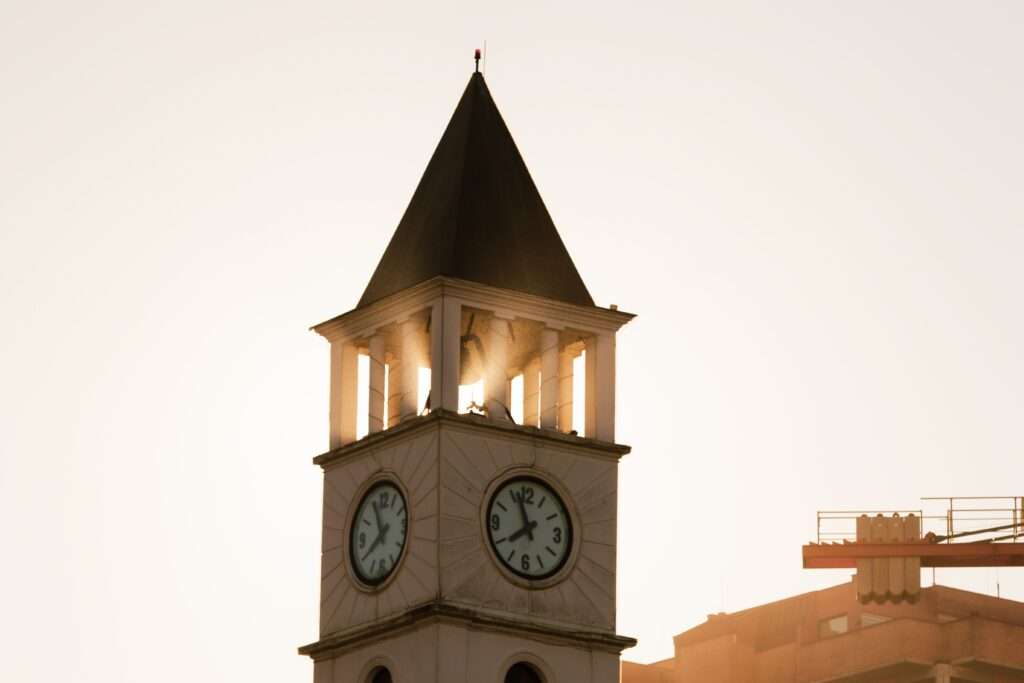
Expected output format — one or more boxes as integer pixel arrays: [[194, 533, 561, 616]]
[[2, 1, 1022, 680]]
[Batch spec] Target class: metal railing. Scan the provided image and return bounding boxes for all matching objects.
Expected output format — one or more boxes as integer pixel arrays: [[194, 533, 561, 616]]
[[816, 509, 923, 544], [815, 496, 1023, 545]]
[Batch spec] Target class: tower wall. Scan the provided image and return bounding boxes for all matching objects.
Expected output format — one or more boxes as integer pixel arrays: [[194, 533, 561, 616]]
[[312, 621, 621, 683], [317, 414, 624, 637], [320, 426, 439, 636]]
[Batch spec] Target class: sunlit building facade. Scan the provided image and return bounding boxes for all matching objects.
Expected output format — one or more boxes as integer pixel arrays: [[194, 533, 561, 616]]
[[622, 579, 1024, 683]]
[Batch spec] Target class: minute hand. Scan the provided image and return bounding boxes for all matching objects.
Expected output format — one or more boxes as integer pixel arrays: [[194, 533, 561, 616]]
[[371, 500, 384, 529], [516, 494, 535, 541]]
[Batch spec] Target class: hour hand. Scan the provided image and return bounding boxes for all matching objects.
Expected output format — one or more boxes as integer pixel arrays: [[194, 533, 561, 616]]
[[508, 519, 538, 543], [362, 522, 390, 561]]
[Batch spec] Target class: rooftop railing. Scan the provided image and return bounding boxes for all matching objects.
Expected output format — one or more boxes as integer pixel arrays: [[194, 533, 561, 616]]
[[815, 496, 1022, 545]]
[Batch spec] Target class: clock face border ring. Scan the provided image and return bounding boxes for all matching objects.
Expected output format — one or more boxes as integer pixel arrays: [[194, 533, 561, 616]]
[[343, 470, 412, 594], [479, 466, 581, 590], [485, 475, 573, 581]]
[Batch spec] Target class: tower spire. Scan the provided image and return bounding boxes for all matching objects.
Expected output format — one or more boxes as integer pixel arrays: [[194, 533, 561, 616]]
[[474, 47, 481, 73], [357, 70, 594, 309]]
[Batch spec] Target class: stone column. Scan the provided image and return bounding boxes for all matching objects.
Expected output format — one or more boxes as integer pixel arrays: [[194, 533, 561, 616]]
[[485, 316, 511, 420], [431, 298, 462, 413], [329, 341, 358, 448], [585, 337, 597, 438], [593, 332, 616, 442], [558, 347, 574, 433], [523, 359, 540, 427], [400, 319, 420, 421], [387, 353, 401, 429], [367, 334, 386, 434], [539, 329, 559, 430]]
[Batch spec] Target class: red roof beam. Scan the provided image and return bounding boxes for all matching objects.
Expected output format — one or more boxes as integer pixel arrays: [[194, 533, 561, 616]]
[[803, 542, 1024, 569]]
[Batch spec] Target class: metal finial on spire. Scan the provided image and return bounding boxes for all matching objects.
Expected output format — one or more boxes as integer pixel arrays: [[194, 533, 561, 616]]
[[474, 48, 481, 73]]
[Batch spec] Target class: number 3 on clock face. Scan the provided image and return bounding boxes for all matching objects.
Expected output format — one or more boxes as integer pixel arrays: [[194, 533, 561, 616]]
[[486, 476, 572, 580]]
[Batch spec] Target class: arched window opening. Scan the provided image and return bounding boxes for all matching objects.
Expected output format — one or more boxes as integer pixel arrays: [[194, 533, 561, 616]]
[[368, 666, 392, 683], [505, 661, 543, 683]]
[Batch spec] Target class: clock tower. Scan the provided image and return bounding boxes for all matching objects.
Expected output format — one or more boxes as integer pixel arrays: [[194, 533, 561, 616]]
[[299, 66, 636, 683]]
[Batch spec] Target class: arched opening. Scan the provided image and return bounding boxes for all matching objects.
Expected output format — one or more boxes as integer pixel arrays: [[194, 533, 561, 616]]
[[504, 661, 543, 683], [368, 666, 392, 683]]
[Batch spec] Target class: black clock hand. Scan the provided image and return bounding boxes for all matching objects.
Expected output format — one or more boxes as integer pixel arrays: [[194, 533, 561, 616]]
[[515, 492, 535, 542], [362, 522, 390, 561], [508, 519, 538, 543], [372, 500, 383, 530], [370, 500, 392, 545]]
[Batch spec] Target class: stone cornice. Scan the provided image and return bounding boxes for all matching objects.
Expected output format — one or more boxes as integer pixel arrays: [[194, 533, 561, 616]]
[[311, 276, 635, 343], [297, 602, 637, 660], [311, 410, 632, 469]]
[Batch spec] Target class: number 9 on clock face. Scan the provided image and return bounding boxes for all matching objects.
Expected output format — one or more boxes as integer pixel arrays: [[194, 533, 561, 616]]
[[486, 476, 572, 580]]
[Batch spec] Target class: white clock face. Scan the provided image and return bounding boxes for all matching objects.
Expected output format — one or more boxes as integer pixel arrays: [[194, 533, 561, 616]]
[[486, 476, 572, 580], [350, 481, 407, 586]]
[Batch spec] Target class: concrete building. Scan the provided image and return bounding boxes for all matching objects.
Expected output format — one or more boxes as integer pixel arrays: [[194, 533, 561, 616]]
[[622, 579, 1024, 683], [298, 65, 636, 682]]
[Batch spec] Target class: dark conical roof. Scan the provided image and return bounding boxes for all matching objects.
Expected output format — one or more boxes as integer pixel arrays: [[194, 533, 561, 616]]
[[357, 72, 594, 308]]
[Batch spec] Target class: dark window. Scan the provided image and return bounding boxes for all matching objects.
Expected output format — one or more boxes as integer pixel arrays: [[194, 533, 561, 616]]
[[505, 662, 543, 683], [369, 666, 392, 683]]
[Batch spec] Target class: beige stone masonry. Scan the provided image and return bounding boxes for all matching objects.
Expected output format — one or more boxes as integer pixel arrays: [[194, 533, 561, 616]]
[[314, 411, 630, 641]]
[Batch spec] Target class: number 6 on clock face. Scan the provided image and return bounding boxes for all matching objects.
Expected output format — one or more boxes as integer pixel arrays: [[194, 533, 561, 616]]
[[485, 476, 572, 580]]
